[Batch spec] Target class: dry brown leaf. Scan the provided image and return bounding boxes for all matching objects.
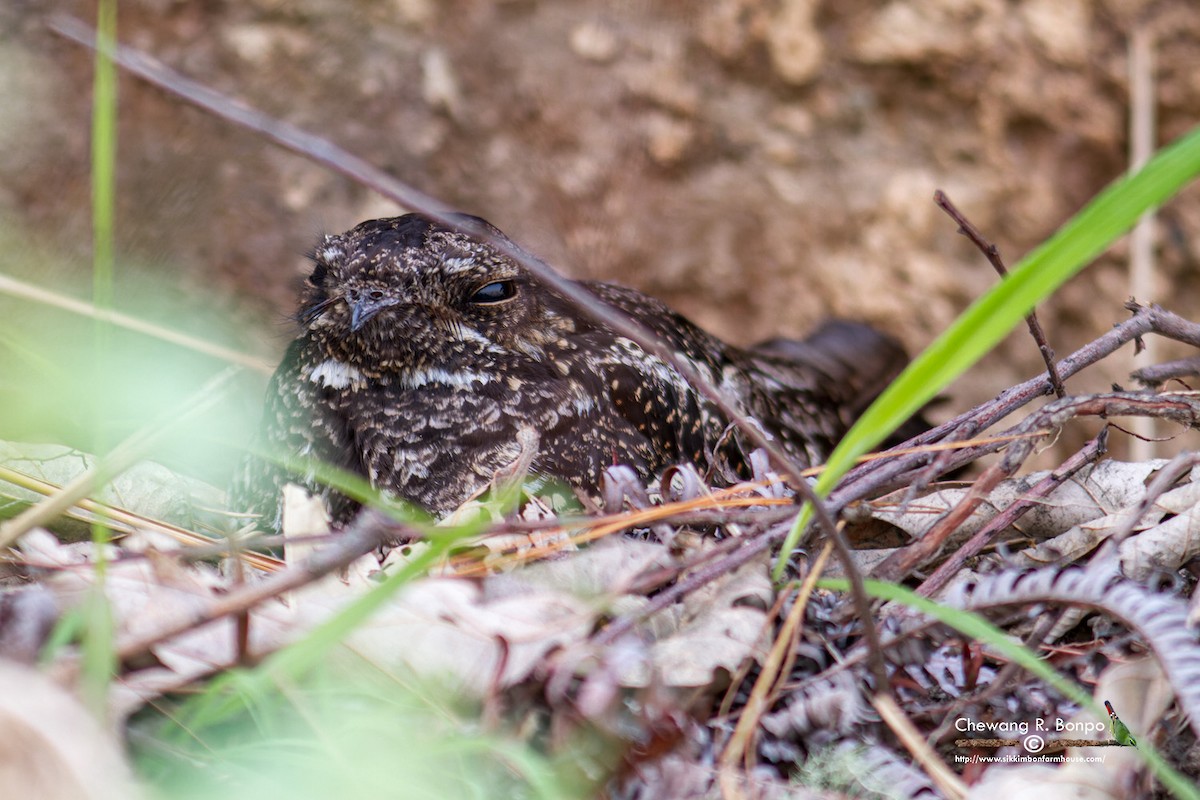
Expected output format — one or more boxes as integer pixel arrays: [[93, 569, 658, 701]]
[[1014, 468, 1200, 573], [18, 530, 291, 718], [0, 659, 142, 800], [303, 539, 673, 692], [868, 460, 1168, 550], [1118, 499, 1200, 581], [623, 548, 773, 688], [485, 536, 672, 599], [334, 578, 597, 692]]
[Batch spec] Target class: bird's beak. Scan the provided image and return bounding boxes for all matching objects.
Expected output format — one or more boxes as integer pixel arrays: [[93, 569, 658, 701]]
[[349, 296, 399, 332]]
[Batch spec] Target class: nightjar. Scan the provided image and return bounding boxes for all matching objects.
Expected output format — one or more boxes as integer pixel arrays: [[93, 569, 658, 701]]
[[233, 213, 910, 529]]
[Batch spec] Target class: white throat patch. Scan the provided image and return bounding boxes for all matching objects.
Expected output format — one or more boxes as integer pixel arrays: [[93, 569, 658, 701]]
[[399, 368, 492, 389], [307, 359, 366, 389]]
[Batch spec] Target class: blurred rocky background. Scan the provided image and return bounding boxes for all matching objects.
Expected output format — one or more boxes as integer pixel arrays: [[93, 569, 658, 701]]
[[2, 0, 1199, 462]]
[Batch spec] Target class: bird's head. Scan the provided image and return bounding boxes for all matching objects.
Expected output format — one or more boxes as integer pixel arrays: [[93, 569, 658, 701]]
[[297, 214, 570, 371]]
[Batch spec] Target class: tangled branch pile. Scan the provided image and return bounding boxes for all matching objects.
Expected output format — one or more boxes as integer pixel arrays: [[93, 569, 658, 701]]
[[2, 302, 1200, 799]]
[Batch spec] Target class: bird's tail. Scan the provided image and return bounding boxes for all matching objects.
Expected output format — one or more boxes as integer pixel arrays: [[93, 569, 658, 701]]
[[750, 320, 910, 420]]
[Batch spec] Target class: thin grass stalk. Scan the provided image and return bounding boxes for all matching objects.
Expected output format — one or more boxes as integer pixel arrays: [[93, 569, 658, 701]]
[[82, 0, 120, 717]]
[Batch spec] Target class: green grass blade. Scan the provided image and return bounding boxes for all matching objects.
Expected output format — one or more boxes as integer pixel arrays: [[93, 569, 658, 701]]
[[91, 0, 117, 321], [774, 124, 1200, 580], [174, 539, 451, 732], [829, 123, 1200, 478], [82, 0, 119, 717]]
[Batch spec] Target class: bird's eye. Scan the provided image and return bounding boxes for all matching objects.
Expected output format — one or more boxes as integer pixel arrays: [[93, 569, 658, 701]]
[[468, 280, 517, 304]]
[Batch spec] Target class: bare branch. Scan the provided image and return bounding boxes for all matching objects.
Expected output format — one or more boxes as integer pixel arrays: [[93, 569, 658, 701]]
[[833, 303, 1200, 511], [915, 431, 1107, 597], [1131, 355, 1200, 386], [934, 190, 1065, 398], [109, 508, 406, 667]]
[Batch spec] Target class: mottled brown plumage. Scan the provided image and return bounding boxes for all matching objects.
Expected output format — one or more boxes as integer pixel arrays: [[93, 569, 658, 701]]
[[232, 213, 909, 529]]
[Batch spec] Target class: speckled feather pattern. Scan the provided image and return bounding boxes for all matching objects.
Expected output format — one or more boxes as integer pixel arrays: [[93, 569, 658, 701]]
[[232, 214, 909, 529]]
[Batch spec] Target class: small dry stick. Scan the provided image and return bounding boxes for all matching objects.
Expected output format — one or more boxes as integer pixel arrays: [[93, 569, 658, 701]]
[[915, 430, 1107, 598], [719, 540, 833, 772], [110, 508, 404, 667], [1131, 355, 1200, 386], [0, 273, 274, 374], [0, 464, 284, 572], [595, 509, 895, 701], [836, 302, 1200, 509], [874, 693, 967, 800], [1128, 25, 1159, 461], [874, 391, 1200, 583], [869, 458, 1011, 583], [934, 190, 1066, 398]]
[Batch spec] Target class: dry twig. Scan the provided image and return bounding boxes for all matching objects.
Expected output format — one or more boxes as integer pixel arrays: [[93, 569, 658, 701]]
[[915, 431, 1107, 597], [109, 508, 406, 669], [935, 190, 1066, 398]]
